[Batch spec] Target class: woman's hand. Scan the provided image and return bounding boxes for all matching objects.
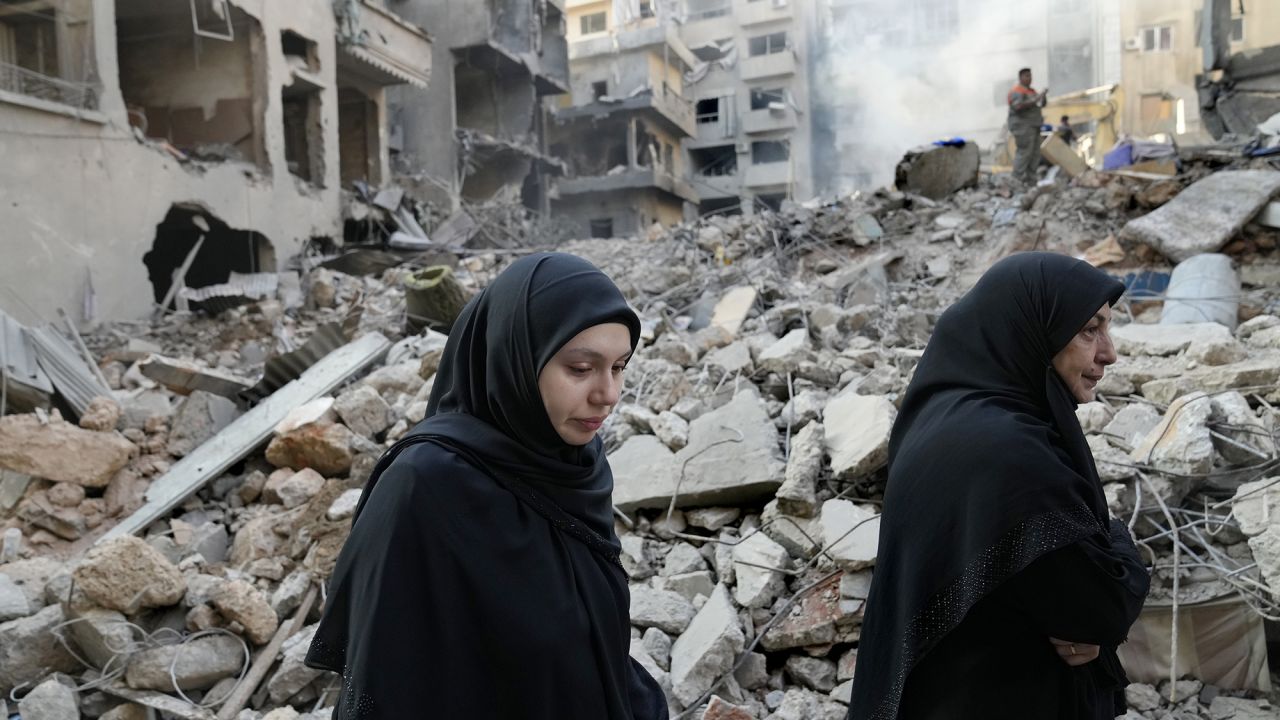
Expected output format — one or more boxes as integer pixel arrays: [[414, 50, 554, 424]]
[[1049, 637, 1099, 666]]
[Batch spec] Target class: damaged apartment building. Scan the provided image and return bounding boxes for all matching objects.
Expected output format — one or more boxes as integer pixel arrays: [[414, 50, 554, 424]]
[[0, 0, 432, 324], [554, 0, 819, 234], [387, 0, 570, 213]]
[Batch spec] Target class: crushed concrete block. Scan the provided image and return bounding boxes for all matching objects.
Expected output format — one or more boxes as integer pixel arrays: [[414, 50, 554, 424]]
[[1141, 358, 1280, 407], [732, 532, 790, 609], [79, 396, 122, 432], [654, 571, 715, 604], [785, 656, 837, 692], [139, 355, 252, 397], [711, 287, 758, 338], [1110, 322, 1234, 357], [629, 584, 697, 635], [894, 142, 980, 200], [777, 422, 824, 517], [703, 342, 754, 379], [17, 676, 79, 720], [67, 607, 133, 669], [652, 411, 690, 451], [763, 686, 848, 720], [820, 500, 880, 571], [167, 391, 240, 457], [326, 488, 362, 522], [612, 391, 784, 510], [0, 604, 80, 699], [212, 579, 279, 645], [1130, 392, 1215, 478], [0, 573, 28, 622], [734, 651, 770, 690], [629, 639, 669, 696], [758, 329, 814, 374], [1089, 436, 1137, 483], [762, 574, 842, 651], [642, 627, 672, 672], [761, 500, 823, 559], [661, 543, 707, 577], [73, 536, 186, 614], [266, 419, 357, 477], [267, 624, 322, 704], [1075, 402, 1113, 433], [360, 361, 425, 401], [275, 468, 326, 509], [1210, 392, 1275, 465], [333, 385, 392, 439], [0, 413, 134, 487], [780, 390, 828, 429], [823, 393, 895, 480], [686, 507, 741, 532], [704, 695, 755, 720], [670, 584, 745, 708], [1120, 170, 1280, 262], [18, 490, 87, 540], [125, 634, 244, 691], [1103, 404, 1162, 450], [837, 648, 858, 681]]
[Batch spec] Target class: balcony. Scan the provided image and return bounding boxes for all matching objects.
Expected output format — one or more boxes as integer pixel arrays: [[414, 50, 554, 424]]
[[537, 31, 570, 95], [691, 172, 740, 199], [554, 87, 696, 137], [571, 25, 698, 68], [737, 0, 794, 26], [556, 166, 698, 203], [744, 161, 791, 188], [336, 1, 433, 88], [741, 51, 796, 80], [742, 106, 796, 134]]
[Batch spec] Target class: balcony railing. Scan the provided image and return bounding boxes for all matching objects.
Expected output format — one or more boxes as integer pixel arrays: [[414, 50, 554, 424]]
[[0, 62, 97, 110]]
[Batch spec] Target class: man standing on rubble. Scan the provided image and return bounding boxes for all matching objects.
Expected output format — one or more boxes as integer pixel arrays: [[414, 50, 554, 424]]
[[1008, 67, 1048, 185]]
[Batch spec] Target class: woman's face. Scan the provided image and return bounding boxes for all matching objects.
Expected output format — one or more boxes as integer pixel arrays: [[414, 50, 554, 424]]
[[538, 323, 633, 446], [1051, 303, 1118, 404]]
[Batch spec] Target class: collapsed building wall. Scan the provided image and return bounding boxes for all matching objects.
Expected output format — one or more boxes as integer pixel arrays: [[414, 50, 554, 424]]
[[0, 0, 350, 324]]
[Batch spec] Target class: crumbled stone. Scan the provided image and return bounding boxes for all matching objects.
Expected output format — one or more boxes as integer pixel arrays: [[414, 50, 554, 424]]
[[73, 536, 186, 614], [630, 584, 697, 635], [823, 393, 895, 480], [670, 584, 745, 707], [125, 634, 244, 690], [212, 579, 279, 644], [0, 413, 135, 487]]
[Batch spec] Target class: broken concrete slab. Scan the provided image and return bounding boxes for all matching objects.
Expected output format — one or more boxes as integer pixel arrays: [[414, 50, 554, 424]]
[[785, 656, 837, 692], [710, 286, 758, 338], [758, 328, 814, 374], [139, 354, 253, 398], [125, 634, 244, 691], [1110, 322, 1235, 357], [820, 499, 880, 571], [67, 607, 133, 670], [761, 499, 823, 560], [1210, 392, 1275, 465], [652, 410, 690, 451], [167, 391, 241, 457], [212, 579, 279, 645], [777, 422, 823, 517], [611, 391, 784, 510], [732, 531, 790, 609], [629, 584, 697, 635], [685, 507, 741, 532], [0, 574, 28, 622], [1140, 357, 1280, 406], [74, 536, 186, 614], [1131, 392, 1215, 479], [703, 341, 754, 380], [823, 393, 895, 480], [333, 384, 392, 439], [669, 584, 745, 708], [654, 571, 716, 604], [894, 142, 980, 200], [0, 604, 80, 699], [1120, 170, 1280, 262], [0, 413, 135, 487], [17, 676, 79, 720], [266, 624, 322, 704], [761, 573, 841, 651]]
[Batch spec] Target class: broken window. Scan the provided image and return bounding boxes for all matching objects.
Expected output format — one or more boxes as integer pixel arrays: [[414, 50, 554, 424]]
[[592, 80, 608, 99], [635, 122, 656, 167], [115, 0, 265, 167], [1142, 25, 1173, 52], [690, 144, 736, 176], [663, 142, 674, 174], [143, 205, 275, 310], [283, 83, 324, 184], [696, 97, 719, 123], [639, 0, 654, 18], [748, 31, 787, 57], [750, 87, 785, 110], [0, 0, 97, 109], [580, 11, 606, 35], [1231, 16, 1244, 43], [757, 192, 785, 212], [339, 87, 379, 187], [751, 140, 789, 164], [282, 30, 319, 73], [589, 218, 613, 238]]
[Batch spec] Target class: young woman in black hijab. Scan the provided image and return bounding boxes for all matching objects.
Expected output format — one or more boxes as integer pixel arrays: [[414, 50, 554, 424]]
[[848, 252, 1150, 720], [306, 253, 669, 719]]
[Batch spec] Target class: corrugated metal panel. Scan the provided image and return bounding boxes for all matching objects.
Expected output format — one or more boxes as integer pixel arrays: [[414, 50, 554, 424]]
[[28, 325, 112, 416], [0, 310, 52, 395], [239, 322, 348, 405]]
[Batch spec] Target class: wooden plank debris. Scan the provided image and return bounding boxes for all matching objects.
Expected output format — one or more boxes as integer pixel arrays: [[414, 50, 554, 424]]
[[99, 332, 391, 542]]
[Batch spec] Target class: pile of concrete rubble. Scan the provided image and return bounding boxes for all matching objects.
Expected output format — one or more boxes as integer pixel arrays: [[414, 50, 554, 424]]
[[4, 156, 1280, 719]]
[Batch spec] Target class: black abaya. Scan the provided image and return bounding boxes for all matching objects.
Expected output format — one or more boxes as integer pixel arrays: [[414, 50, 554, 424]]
[[306, 253, 668, 719], [848, 252, 1151, 720]]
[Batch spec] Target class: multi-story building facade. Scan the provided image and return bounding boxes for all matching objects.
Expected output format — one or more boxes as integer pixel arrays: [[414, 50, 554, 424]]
[[549, 0, 698, 236], [388, 0, 570, 212], [0, 0, 432, 322], [1118, 0, 1280, 140], [681, 0, 818, 214]]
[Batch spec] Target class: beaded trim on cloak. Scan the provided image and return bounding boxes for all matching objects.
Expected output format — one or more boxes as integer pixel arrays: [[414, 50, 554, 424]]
[[868, 502, 1104, 720]]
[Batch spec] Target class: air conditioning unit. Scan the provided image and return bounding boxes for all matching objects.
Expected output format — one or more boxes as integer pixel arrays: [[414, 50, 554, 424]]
[[1124, 36, 1141, 51]]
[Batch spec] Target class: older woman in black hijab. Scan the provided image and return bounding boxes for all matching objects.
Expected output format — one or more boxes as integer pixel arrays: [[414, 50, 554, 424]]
[[848, 252, 1150, 720], [306, 253, 668, 719]]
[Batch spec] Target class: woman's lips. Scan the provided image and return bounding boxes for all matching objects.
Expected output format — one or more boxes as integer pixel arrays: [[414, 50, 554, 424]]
[[575, 417, 604, 431]]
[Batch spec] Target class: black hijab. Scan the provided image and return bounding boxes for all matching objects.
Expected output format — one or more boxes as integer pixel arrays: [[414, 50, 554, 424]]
[[307, 253, 663, 719], [848, 252, 1125, 719]]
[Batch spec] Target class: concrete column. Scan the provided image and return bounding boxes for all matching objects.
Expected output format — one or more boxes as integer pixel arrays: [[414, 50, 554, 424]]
[[627, 117, 638, 168]]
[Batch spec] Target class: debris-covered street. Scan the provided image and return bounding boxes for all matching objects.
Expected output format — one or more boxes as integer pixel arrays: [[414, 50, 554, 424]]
[[4, 0, 1280, 719]]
